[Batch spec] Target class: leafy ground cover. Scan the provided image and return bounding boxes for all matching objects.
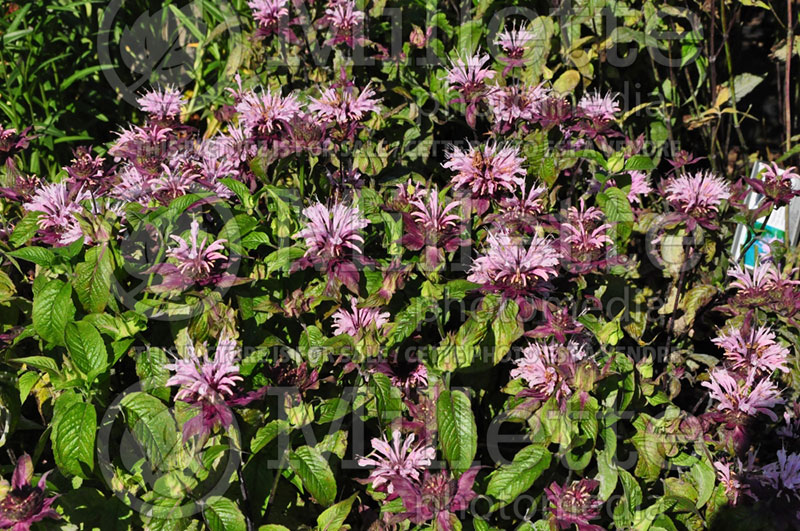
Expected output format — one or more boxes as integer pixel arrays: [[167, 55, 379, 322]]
[[0, 0, 800, 530]]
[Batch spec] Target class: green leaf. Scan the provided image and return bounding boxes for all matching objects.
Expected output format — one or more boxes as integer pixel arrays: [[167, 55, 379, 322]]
[[119, 392, 181, 471], [597, 187, 634, 243], [388, 297, 435, 347], [51, 396, 96, 478], [9, 212, 41, 247], [8, 246, 55, 266], [437, 390, 477, 476], [65, 321, 108, 382], [490, 300, 523, 365], [316, 493, 358, 531], [12, 355, 60, 375], [486, 445, 551, 507], [136, 348, 171, 399], [203, 496, 247, 531], [691, 458, 716, 509], [370, 372, 402, 423], [553, 69, 580, 94], [74, 244, 114, 313], [32, 279, 75, 346], [251, 420, 290, 454], [289, 446, 337, 506], [624, 155, 655, 171]]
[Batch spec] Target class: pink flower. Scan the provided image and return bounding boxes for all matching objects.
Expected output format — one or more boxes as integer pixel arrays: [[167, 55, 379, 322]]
[[544, 479, 604, 531], [487, 83, 548, 133], [293, 200, 370, 293], [558, 199, 613, 273], [445, 51, 495, 127], [702, 368, 783, 421], [389, 468, 480, 531], [401, 188, 466, 270], [63, 146, 108, 188], [109, 123, 173, 175], [356, 430, 435, 493], [0, 126, 32, 169], [236, 88, 301, 138], [510, 341, 577, 403], [712, 325, 790, 374], [23, 182, 89, 246], [248, 0, 289, 36], [308, 83, 380, 140], [495, 24, 534, 59], [0, 454, 59, 531], [760, 448, 800, 503], [468, 231, 559, 316], [745, 162, 800, 208], [444, 142, 526, 213], [332, 298, 390, 337], [372, 356, 428, 394], [137, 86, 185, 123], [490, 183, 546, 234], [166, 337, 263, 440], [323, 0, 364, 48], [577, 90, 620, 123], [168, 219, 227, 279], [409, 25, 432, 48], [664, 170, 730, 226], [714, 459, 753, 506]]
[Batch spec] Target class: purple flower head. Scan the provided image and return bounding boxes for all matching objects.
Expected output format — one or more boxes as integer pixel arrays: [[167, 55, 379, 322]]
[[577, 90, 620, 123], [63, 146, 108, 189], [137, 86, 185, 124], [444, 142, 526, 214], [401, 188, 466, 270], [293, 200, 370, 294], [371, 354, 428, 396], [745, 162, 800, 208], [389, 467, 480, 531], [109, 123, 174, 176], [527, 304, 585, 343], [702, 368, 783, 421], [445, 51, 495, 127], [727, 262, 781, 309], [323, 0, 364, 48], [663, 170, 730, 227], [248, 0, 289, 37], [0, 454, 59, 531], [356, 430, 435, 493], [714, 459, 755, 506], [309, 83, 380, 140], [487, 83, 548, 133], [23, 182, 89, 246], [594, 171, 653, 206], [0, 126, 32, 170], [558, 199, 613, 274], [0, 173, 40, 203], [468, 231, 560, 317], [495, 23, 534, 62], [713, 325, 790, 375], [168, 220, 228, 279], [510, 341, 582, 404], [489, 183, 546, 235], [235, 88, 301, 139], [537, 96, 573, 130], [269, 361, 319, 394], [166, 337, 260, 441], [544, 479, 603, 531], [332, 298, 390, 338], [760, 448, 800, 504]]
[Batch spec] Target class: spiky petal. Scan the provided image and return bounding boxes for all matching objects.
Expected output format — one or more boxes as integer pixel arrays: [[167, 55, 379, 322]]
[[332, 298, 390, 337], [356, 430, 435, 493]]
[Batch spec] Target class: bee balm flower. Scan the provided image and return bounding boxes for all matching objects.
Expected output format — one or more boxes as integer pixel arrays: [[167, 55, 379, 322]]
[[0, 454, 59, 531], [356, 430, 435, 493]]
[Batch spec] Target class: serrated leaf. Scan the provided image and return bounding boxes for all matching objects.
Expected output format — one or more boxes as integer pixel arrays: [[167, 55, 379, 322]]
[[316, 493, 357, 531], [203, 496, 247, 531], [9, 212, 41, 247], [437, 390, 477, 476], [65, 321, 108, 382], [136, 348, 171, 399], [370, 372, 402, 423], [51, 397, 96, 478], [8, 246, 55, 266], [32, 279, 75, 346], [74, 244, 114, 313], [251, 420, 290, 454], [491, 300, 523, 365], [289, 446, 337, 506], [119, 392, 181, 471], [486, 445, 550, 507]]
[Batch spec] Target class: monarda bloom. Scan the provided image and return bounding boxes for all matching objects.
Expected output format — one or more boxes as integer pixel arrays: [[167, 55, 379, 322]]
[[150, 219, 238, 291], [0, 126, 32, 170], [714, 459, 755, 506], [389, 467, 480, 531], [248, 0, 292, 39], [510, 341, 585, 405], [323, 0, 364, 48], [577, 90, 620, 124], [495, 24, 533, 67], [371, 354, 428, 396], [445, 51, 495, 127], [544, 479, 604, 531], [166, 337, 263, 441], [308, 82, 380, 141], [292, 200, 370, 294], [63, 146, 108, 190], [331, 298, 390, 338], [23, 182, 89, 246], [468, 231, 559, 318], [760, 448, 800, 505], [109, 123, 174, 176], [444, 142, 526, 215], [663, 170, 730, 229], [400, 188, 466, 270], [702, 368, 783, 422], [356, 430, 435, 494], [137, 86, 185, 125], [712, 325, 790, 375], [0, 454, 59, 531], [489, 183, 546, 235], [235, 87, 301, 140], [745, 162, 800, 209], [558, 200, 613, 274], [487, 83, 547, 134]]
